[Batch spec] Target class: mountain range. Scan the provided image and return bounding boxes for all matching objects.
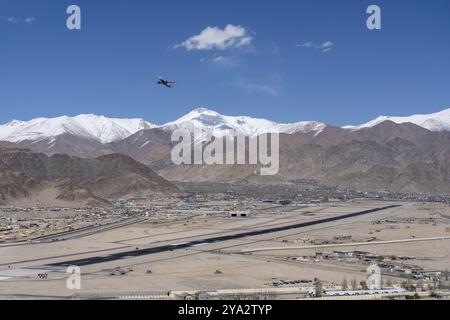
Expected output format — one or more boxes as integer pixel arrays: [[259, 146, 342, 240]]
[[1, 107, 450, 198], [344, 108, 450, 132], [2, 108, 450, 146]]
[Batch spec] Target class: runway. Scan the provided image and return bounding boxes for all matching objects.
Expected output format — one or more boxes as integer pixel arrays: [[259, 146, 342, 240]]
[[44, 205, 400, 267]]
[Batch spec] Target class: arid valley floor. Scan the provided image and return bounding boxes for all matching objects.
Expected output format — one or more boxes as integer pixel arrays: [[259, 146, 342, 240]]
[[1, 198, 449, 300]]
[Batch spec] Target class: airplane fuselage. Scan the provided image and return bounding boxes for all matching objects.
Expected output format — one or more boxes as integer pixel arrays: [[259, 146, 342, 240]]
[[158, 79, 173, 88]]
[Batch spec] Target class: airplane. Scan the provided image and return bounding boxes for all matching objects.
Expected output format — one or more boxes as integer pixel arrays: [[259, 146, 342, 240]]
[[157, 76, 175, 88]]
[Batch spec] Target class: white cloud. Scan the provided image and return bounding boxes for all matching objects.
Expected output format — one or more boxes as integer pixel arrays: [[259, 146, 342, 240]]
[[212, 56, 226, 63], [0, 15, 36, 24], [24, 17, 36, 24], [200, 54, 242, 68], [296, 42, 313, 48], [232, 75, 282, 97], [176, 24, 253, 51], [296, 40, 335, 53], [319, 41, 334, 49], [319, 41, 335, 53]]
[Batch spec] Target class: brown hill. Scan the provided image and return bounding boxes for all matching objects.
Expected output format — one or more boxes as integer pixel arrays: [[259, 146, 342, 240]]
[[17, 134, 108, 158], [0, 147, 179, 206], [104, 128, 175, 170]]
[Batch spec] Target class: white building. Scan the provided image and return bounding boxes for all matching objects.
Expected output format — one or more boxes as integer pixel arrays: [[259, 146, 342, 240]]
[[229, 211, 250, 218]]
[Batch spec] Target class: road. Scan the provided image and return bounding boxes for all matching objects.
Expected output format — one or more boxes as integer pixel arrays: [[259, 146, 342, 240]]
[[43, 205, 400, 267], [31, 217, 146, 243], [238, 236, 450, 253]]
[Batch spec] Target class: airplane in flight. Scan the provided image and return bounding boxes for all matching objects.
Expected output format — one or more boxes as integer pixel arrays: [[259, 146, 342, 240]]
[[157, 77, 176, 88]]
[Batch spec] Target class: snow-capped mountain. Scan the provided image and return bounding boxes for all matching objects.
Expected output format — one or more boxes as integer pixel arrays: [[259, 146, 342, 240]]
[[160, 108, 326, 137], [344, 108, 450, 132], [0, 114, 156, 144], [3, 107, 450, 148], [0, 109, 325, 149]]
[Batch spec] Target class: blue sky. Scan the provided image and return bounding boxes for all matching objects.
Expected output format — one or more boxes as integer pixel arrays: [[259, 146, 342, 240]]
[[1, 0, 450, 126]]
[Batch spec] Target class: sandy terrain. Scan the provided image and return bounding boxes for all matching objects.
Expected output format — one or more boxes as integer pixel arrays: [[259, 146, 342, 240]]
[[0, 200, 449, 299]]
